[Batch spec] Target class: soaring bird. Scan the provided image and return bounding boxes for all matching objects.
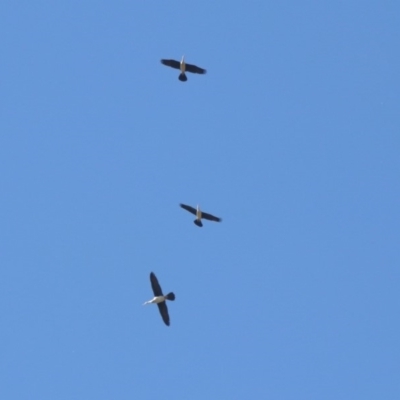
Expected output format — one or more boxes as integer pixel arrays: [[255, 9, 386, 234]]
[[143, 272, 175, 326], [161, 56, 206, 82], [180, 203, 222, 227]]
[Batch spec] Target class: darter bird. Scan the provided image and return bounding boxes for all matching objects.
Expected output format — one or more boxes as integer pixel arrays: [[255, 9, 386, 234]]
[[161, 56, 206, 82], [143, 272, 175, 326], [180, 203, 222, 227]]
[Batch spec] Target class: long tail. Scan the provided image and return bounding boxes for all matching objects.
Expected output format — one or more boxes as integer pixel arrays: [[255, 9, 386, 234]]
[[194, 219, 203, 227], [165, 292, 175, 301], [179, 73, 187, 82]]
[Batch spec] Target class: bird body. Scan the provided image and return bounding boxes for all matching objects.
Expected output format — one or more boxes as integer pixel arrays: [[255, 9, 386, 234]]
[[143, 296, 168, 305], [180, 56, 186, 73], [161, 56, 206, 82], [196, 204, 202, 220]]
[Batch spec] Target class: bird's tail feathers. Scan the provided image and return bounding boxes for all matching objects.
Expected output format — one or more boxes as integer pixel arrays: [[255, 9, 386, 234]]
[[194, 219, 203, 227], [165, 292, 175, 301], [178, 73, 187, 82]]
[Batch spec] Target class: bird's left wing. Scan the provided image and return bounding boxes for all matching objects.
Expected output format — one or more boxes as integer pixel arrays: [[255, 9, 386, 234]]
[[201, 212, 222, 222], [184, 63, 207, 74], [161, 59, 181, 70], [157, 302, 170, 326], [180, 203, 197, 215], [150, 272, 163, 296]]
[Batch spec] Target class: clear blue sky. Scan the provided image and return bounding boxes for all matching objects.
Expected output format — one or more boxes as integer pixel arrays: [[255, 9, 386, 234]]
[[1, 1, 399, 399]]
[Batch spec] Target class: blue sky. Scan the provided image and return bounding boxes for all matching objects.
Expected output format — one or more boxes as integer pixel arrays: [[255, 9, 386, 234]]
[[0, 1, 399, 399]]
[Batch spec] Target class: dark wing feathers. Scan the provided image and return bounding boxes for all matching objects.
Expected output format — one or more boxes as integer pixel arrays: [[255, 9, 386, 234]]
[[157, 302, 170, 326], [184, 63, 206, 74], [161, 59, 180, 70], [180, 203, 197, 216], [201, 211, 222, 222], [150, 273, 171, 326], [150, 272, 163, 297]]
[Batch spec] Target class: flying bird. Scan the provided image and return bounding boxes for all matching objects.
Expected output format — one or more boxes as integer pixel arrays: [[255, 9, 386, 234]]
[[161, 56, 206, 82], [180, 203, 222, 227], [143, 272, 175, 326]]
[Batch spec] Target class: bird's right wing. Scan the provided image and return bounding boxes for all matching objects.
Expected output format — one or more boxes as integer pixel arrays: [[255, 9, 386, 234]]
[[184, 63, 207, 74], [180, 203, 197, 215], [161, 59, 181, 70], [150, 272, 163, 296], [157, 302, 170, 326], [201, 212, 222, 222]]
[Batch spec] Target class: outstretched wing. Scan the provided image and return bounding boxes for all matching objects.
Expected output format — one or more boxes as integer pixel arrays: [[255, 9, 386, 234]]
[[150, 272, 163, 296], [180, 203, 197, 216], [157, 302, 170, 326], [201, 211, 221, 222], [185, 63, 207, 74], [161, 59, 180, 70]]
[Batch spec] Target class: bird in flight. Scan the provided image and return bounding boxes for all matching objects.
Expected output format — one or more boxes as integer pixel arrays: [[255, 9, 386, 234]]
[[180, 203, 222, 227], [143, 272, 175, 326], [161, 56, 206, 82]]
